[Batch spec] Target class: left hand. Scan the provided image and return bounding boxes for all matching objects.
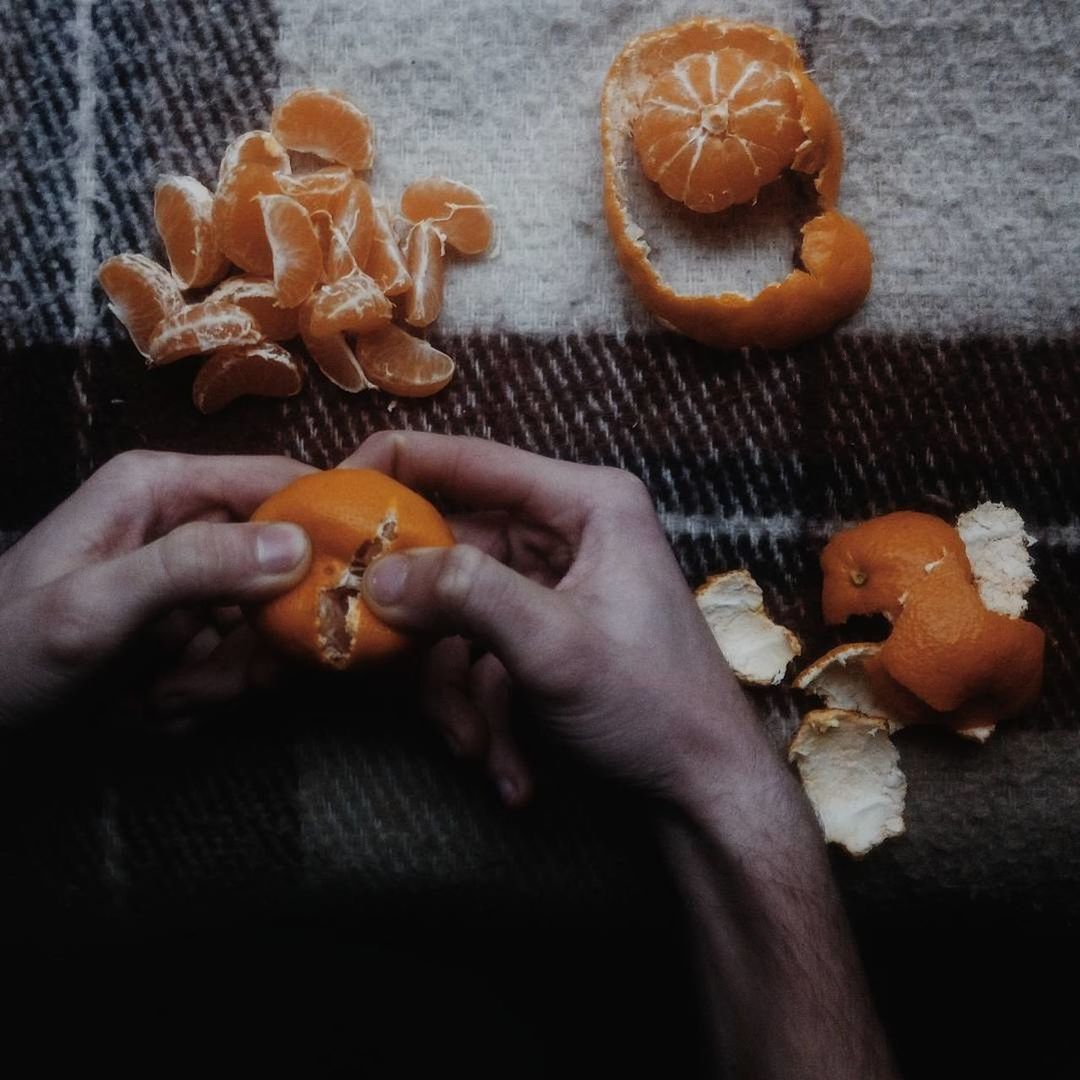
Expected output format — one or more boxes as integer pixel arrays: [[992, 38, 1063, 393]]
[[0, 450, 314, 730]]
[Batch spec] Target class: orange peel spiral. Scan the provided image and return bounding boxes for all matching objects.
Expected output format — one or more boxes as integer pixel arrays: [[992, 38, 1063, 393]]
[[601, 18, 872, 349]]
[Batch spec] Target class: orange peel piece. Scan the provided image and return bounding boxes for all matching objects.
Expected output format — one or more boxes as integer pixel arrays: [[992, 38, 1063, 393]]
[[788, 708, 906, 858], [601, 18, 871, 348], [695, 569, 802, 685]]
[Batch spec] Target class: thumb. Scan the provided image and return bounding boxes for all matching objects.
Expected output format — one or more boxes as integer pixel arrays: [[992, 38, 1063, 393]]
[[0, 522, 310, 726], [364, 545, 576, 692]]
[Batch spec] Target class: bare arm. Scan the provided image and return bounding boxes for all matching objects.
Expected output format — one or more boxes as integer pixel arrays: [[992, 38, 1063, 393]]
[[342, 431, 900, 1078]]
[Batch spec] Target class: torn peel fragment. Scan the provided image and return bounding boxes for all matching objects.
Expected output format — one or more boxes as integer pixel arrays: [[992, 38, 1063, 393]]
[[956, 502, 1036, 618], [695, 569, 802, 685], [316, 515, 399, 668], [788, 708, 906, 858]]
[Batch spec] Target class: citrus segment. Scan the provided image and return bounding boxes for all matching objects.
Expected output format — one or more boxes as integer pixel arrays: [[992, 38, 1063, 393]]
[[147, 300, 262, 365], [310, 210, 359, 282], [356, 323, 454, 397], [218, 130, 291, 182], [212, 163, 283, 276], [365, 199, 411, 296], [154, 175, 230, 289], [298, 299, 374, 392], [208, 275, 300, 340], [400, 177, 493, 255], [193, 341, 302, 414], [250, 469, 455, 668], [271, 89, 374, 171], [307, 270, 392, 337], [334, 178, 376, 269], [402, 220, 445, 327], [820, 511, 972, 624], [97, 253, 185, 357], [258, 193, 322, 308], [279, 167, 354, 216]]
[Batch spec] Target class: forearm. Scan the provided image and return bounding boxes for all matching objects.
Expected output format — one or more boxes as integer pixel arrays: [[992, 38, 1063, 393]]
[[659, 753, 900, 1079]]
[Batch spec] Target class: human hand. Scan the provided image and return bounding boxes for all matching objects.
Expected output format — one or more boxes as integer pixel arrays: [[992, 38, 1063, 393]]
[[0, 450, 314, 729], [341, 432, 778, 811]]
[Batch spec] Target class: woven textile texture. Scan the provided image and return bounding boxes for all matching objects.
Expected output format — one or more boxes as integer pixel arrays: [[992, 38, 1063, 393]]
[[1, 0, 1078, 943]]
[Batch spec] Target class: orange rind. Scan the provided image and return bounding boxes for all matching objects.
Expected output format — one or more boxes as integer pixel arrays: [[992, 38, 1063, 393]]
[[788, 708, 906, 858], [601, 18, 871, 348], [250, 469, 454, 668], [695, 569, 802, 685]]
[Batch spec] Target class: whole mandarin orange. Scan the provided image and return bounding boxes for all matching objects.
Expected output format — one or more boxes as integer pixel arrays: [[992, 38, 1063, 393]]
[[250, 468, 454, 668]]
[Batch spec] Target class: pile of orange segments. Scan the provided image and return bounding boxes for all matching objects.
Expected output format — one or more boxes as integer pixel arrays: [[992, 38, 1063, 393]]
[[98, 88, 494, 412]]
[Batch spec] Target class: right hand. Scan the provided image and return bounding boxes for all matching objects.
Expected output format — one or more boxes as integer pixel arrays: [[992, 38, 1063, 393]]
[[341, 432, 778, 811]]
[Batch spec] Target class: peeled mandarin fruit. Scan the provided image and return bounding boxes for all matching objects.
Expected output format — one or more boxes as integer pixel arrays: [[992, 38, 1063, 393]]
[[307, 269, 392, 337], [279, 167, 355, 216], [335, 178, 376, 268], [250, 469, 454, 668], [298, 299, 374, 393], [601, 18, 872, 348], [218, 130, 291, 182]]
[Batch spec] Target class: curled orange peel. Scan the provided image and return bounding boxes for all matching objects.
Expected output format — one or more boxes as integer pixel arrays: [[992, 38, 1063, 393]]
[[601, 18, 872, 349]]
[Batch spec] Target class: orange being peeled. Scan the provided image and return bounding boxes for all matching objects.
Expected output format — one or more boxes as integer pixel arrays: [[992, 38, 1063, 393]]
[[250, 469, 454, 668]]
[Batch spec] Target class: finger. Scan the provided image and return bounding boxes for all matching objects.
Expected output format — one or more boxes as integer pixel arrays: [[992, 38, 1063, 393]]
[[445, 511, 511, 560], [420, 637, 489, 759], [470, 653, 533, 807], [363, 544, 582, 700], [339, 431, 606, 529], [149, 624, 261, 720]]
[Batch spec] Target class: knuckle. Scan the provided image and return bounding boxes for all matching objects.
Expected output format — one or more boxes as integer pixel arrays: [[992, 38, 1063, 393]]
[[39, 580, 104, 669], [156, 522, 224, 593], [432, 544, 486, 614], [601, 468, 654, 513]]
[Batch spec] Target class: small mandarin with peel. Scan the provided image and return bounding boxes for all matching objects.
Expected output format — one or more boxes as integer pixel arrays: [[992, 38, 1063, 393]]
[[250, 469, 455, 668]]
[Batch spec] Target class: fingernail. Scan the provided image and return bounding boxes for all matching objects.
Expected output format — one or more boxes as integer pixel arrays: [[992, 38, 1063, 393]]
[[497, 774, 517, 806], [256, 523, 309, 573], [366, 554, 409, 605]]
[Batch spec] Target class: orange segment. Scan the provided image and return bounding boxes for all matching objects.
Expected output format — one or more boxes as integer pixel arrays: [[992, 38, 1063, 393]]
[[400, 177, 493, 255], [154, 175, 230, 288], [212, 163, 283, 276], [307, 270, 393, 337], [208, 275, 300, 340], [147, 300, 262, 365], [880, 561, 1045, 720], [310, 210, 359, 282], [97, 253, 185, 358], [820, 511, 972, 624], [279, 167, 354, 216], [218, 130, 291, 182], [334, 178, 376, 268], [258, 193, 322, 308], [271, 88, 374, 171], [633, 48, 802, 213], [357, 323, 454, 397], [251, 469, 455, 668], [402, 220, 445, 327], [365, 199, 411, 296], [298, 300, 373, 392], [193, 341, 303, 413]]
